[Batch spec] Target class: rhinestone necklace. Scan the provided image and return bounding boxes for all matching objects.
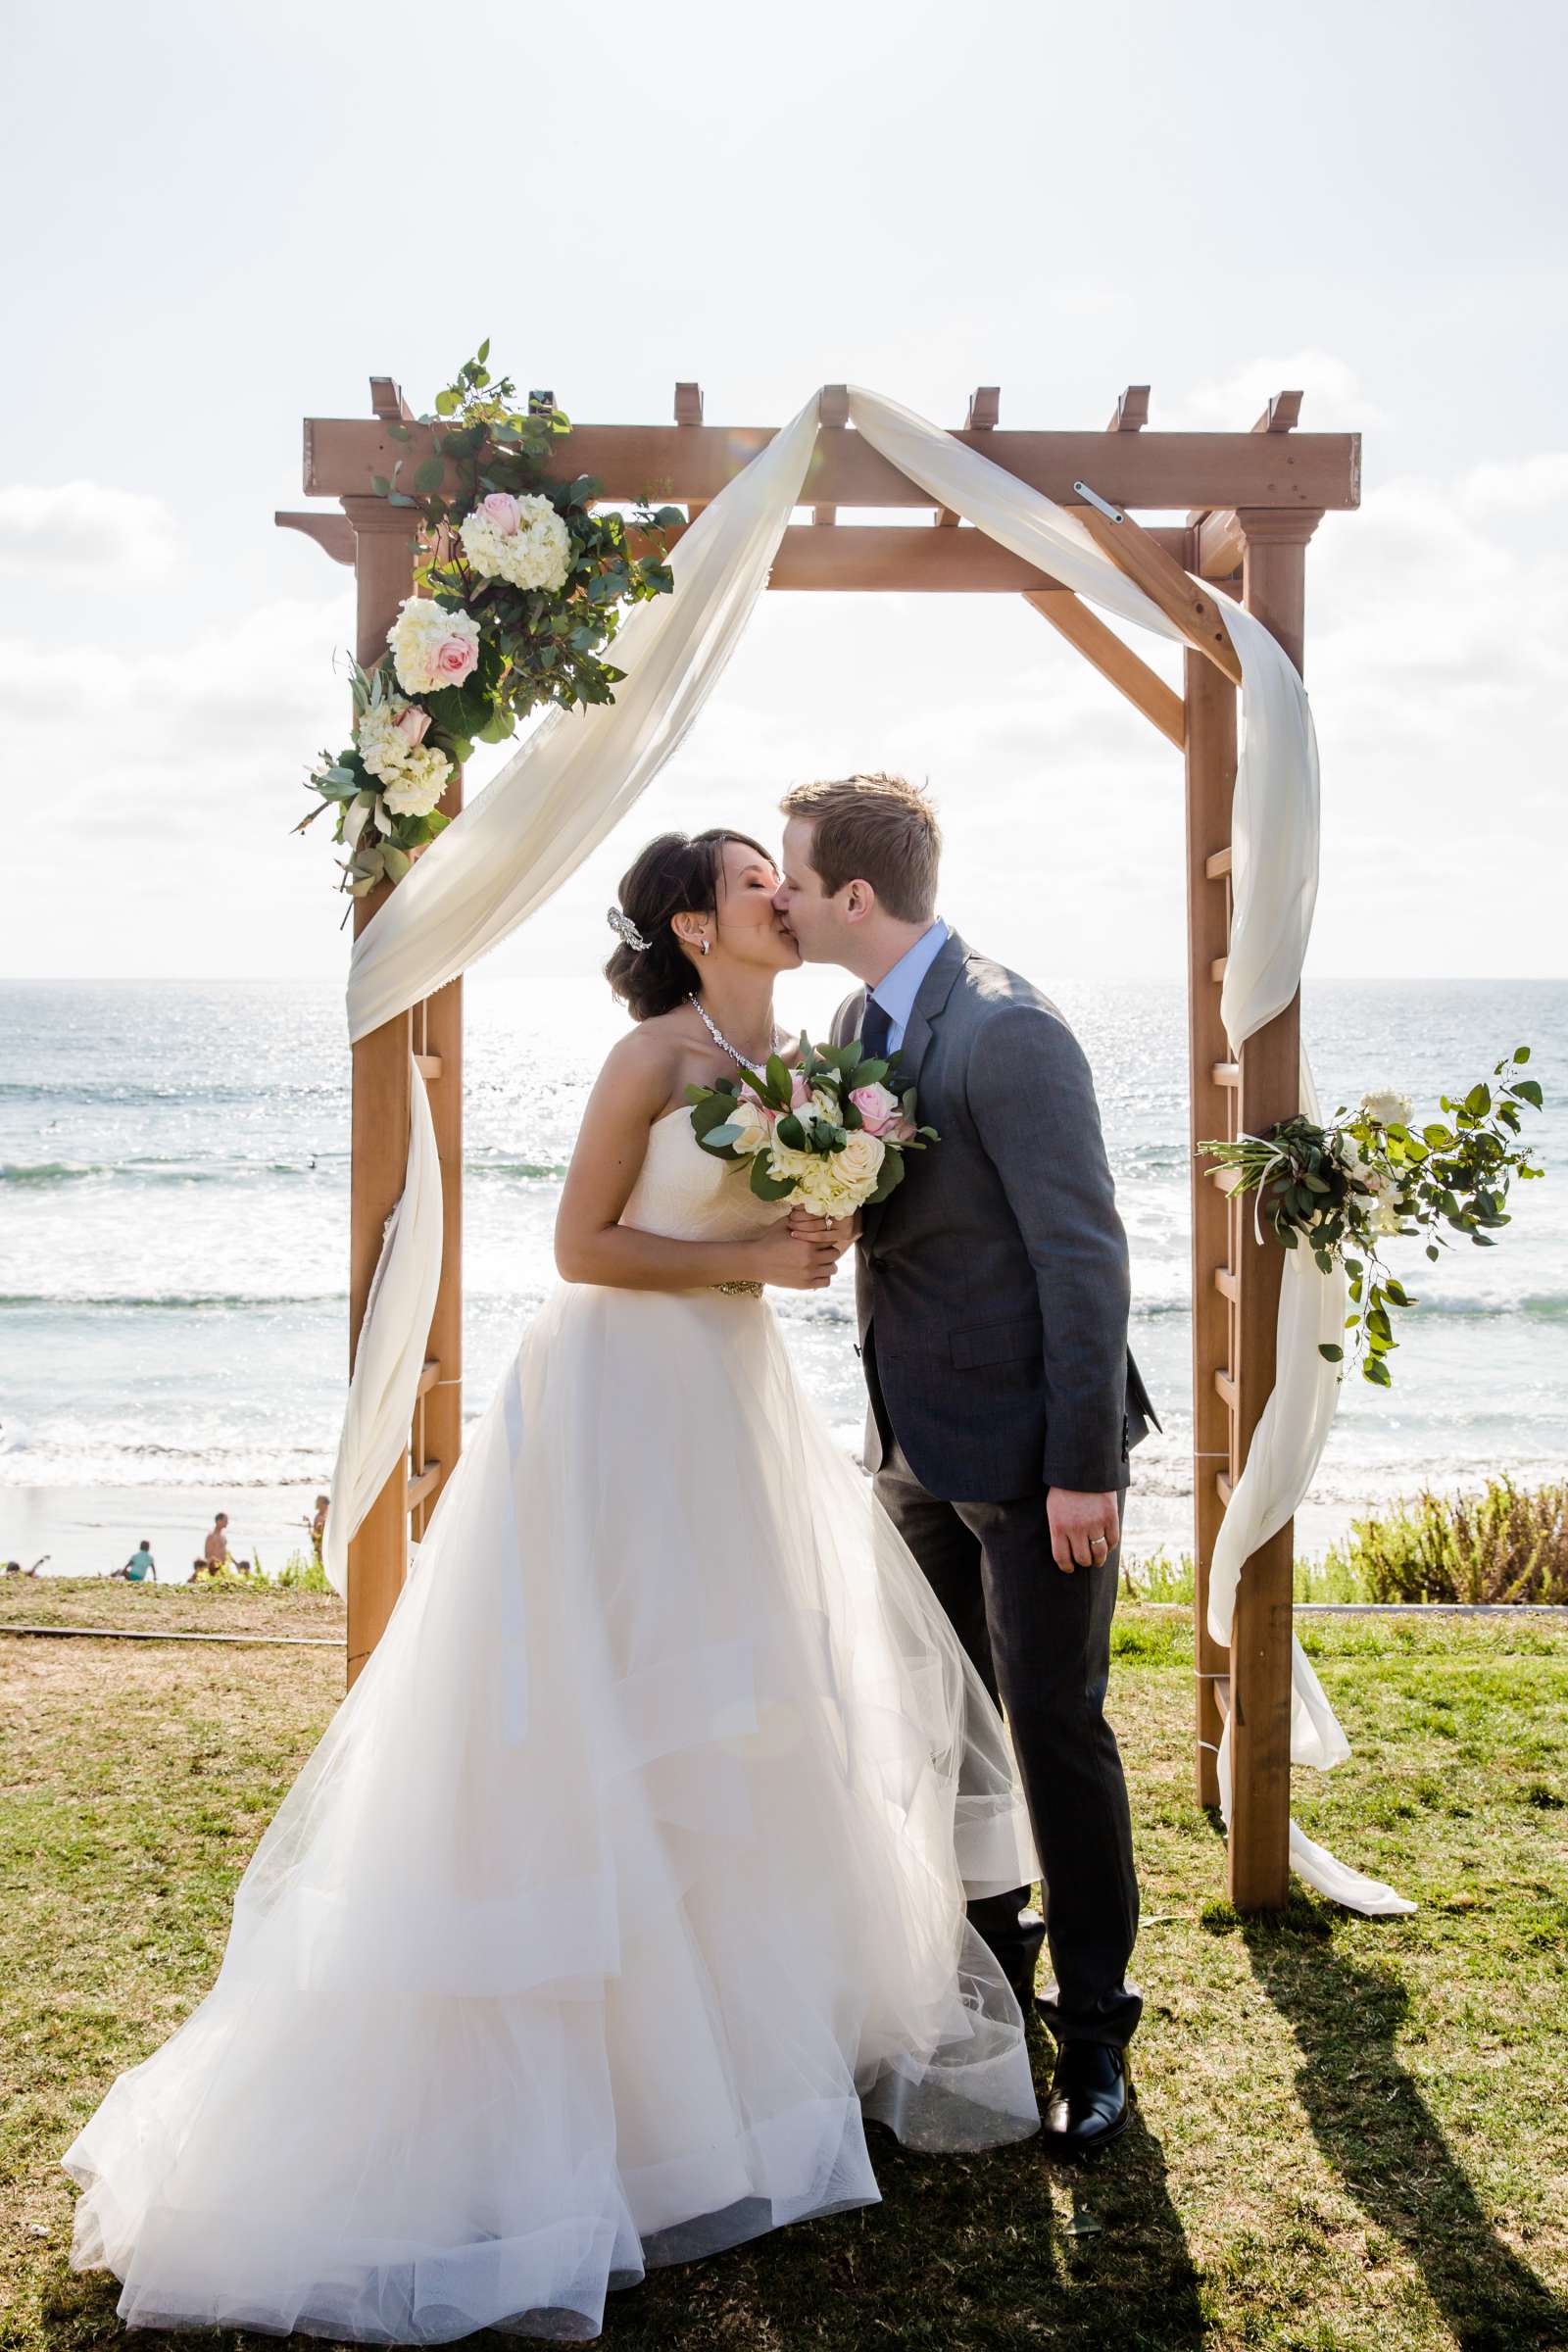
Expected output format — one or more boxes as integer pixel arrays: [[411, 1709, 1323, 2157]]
[[694, 999, 785, 1069]]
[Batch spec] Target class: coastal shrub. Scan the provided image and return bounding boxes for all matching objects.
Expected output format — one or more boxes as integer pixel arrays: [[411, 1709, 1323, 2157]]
[[1124, 1546, 1368, 1604], [1322, 1477, 1568, 1604]]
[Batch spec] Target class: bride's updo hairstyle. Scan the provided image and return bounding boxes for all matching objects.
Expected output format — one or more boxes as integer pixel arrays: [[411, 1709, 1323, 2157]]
[[605, 826, 775, 1022]]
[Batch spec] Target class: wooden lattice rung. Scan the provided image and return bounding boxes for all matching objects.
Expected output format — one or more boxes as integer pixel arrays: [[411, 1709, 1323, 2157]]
[[1214, 1368, 1239, 1413], [1213, 1266, 1239, 1303], [416, 1357, 440, 1398], [414, 1052, 443, 1080], [1212, 1061, 1241, 1088], [1210, 955, 1228, 982], [1216, 1471, 1235, 1505], [407, 1463, 441, 1511], [1205, 846, 1233, 880]]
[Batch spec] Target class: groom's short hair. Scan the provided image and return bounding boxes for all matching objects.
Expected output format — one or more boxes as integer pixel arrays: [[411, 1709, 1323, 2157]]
[[779, 772, 940, 922]]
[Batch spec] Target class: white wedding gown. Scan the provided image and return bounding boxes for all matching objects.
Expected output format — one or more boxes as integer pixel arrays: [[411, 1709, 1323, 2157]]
[[62, 1104, 1042, 2343]]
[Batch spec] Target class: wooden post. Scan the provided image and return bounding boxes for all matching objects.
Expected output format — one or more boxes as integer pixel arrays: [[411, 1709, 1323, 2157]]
[[414, 917, 463, 1549], [1225, 509, 1321, 1908], [1182, 634, 1236, 1809], [342, 493, 422, 1686]]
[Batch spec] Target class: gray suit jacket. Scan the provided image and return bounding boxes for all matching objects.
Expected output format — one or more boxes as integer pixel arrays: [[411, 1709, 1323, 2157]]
[[832, 928, 1159, 1500]]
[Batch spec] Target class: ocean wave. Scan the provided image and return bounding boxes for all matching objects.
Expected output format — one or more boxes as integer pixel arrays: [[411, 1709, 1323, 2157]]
[[0, 1290, 346, 1312], [0, 1157, 346, 1188]]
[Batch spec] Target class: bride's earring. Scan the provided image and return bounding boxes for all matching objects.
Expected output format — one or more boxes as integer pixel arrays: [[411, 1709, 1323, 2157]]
[[699, 938, 710, 956]]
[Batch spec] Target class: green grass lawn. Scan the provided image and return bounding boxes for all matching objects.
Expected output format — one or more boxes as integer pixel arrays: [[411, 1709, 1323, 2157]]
[[3, 1585, 1567, 2351]]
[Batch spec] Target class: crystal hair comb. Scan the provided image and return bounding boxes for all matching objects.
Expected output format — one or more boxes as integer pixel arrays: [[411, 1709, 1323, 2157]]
[[606, 906, 651, 952]]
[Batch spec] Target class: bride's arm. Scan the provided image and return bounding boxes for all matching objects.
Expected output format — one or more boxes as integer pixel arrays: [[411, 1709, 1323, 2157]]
[[554, 1036, 839, 1293]]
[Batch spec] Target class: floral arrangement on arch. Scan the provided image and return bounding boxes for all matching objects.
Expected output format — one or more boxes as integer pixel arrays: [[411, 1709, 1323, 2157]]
[[1200, 1049, 1544, 1388], [295, 342, 685, 899]]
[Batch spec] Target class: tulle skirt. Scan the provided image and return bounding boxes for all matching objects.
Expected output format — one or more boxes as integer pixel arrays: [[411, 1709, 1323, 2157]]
[[62, 1279, 1041, 2341]]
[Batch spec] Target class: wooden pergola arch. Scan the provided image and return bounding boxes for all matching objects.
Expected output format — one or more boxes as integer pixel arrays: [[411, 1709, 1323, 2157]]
[[278, 377, 1360, 1912]]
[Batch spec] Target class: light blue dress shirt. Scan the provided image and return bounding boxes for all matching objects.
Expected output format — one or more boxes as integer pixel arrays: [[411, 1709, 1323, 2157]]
[[865, 918, 951, 1054]]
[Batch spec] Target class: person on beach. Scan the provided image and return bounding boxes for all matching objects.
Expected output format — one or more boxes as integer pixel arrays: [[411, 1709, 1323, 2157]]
[[305, 1494, 328, 1562], [112, 1544, 157, 1585], [189, 1513, 231, 1581]]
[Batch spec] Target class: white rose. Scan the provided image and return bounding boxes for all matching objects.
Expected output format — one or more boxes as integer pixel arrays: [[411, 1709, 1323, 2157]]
[[834, 1130, 885, 1198], [727, 1096, 774, 1155], [381, 747, 450, 818], [1360, 1088, 1413, 1129]]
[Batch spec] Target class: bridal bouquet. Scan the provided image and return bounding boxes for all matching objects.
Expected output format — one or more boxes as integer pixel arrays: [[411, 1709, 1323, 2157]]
[[689, 1036, 938, 1215], [1200, 1047, 1544, 1388]]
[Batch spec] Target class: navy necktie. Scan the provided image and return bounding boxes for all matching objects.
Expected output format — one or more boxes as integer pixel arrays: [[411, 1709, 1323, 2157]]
[[858, 995, 892, 1063]]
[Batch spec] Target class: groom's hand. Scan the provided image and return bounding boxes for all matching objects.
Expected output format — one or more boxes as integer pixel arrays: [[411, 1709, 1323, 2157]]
[[1046, 1488, 1120, 1574], [786, 1206, 859, 1258]]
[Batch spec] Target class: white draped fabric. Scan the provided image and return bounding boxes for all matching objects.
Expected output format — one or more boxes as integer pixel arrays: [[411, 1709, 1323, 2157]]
[[322, 383, 1410, 1914]]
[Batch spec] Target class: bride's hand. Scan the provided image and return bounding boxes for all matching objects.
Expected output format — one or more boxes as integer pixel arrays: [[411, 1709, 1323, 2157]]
[[786, 1206, 860, 1256], [749, 1223, 843, 1290]]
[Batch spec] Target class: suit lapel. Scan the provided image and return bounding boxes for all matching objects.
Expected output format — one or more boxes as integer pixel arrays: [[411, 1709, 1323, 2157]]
[[884, 927, 968, 1101], [858, 928, 969, 1242]]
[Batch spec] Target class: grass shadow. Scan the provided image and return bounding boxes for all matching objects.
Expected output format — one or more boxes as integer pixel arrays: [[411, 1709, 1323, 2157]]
[[1237, 1897, 1568, 2351]]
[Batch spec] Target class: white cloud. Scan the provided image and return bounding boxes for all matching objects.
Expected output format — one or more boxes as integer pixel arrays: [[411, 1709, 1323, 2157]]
[[1157, 350, 1391, 435], [0, 480, 186, 586], [1455, 453, 1568, 514]]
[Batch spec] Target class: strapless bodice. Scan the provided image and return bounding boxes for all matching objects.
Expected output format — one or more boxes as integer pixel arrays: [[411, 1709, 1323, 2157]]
[[618, 1105, 793, 1245]]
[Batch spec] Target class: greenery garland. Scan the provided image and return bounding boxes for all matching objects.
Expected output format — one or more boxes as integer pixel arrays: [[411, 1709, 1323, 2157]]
[[294, 341, 684, 900]]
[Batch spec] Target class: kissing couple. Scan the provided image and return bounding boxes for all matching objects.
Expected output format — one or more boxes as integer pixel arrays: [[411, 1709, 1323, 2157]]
[[62, 772, 1159, 2345]]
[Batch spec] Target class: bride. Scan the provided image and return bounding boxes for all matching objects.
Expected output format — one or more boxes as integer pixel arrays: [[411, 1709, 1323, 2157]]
[[61, 825, 1043, 2344]]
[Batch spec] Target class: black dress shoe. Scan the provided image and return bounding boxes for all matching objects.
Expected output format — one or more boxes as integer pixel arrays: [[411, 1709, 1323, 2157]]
[[1041, 2037, 1134, 2155]]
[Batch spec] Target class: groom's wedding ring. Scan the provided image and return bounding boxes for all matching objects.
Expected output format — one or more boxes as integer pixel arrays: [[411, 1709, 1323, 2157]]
[[1090, 1535, 1109, 1554]]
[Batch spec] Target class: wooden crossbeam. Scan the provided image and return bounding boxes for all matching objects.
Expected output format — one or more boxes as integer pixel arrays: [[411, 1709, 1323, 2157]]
[[938, 386, 1001, 525], [1186, 390, 1304, 578], [303, 417, 1360, 514], [1254, 389, 1303, 433], [813, 384, 850, 525], [674, 382, 709, 520], [1107, 384, 1150, 431], [621, 517, 1190, 592], [368, 376, 415, 424], [1022, 587, 1184, 748], [276, 510, 355, 564], [1067, 491, 1244, 685]]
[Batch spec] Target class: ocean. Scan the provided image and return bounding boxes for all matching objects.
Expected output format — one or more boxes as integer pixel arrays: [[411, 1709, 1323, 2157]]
[[2, 975, 1563, 1579]]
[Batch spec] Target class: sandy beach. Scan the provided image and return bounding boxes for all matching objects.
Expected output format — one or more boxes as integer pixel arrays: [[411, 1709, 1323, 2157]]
[[1, 1483, 326, 1584]]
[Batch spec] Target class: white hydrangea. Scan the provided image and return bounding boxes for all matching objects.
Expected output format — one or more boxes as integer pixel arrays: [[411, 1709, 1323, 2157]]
[[357, 703, 419, 783], [381, 747, 451, 819], [459, 493, 571, 594], [387, 597, 481, 696]]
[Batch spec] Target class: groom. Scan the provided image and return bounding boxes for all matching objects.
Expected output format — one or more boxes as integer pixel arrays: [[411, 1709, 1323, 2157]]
[[774, 772, 1159, 2155]]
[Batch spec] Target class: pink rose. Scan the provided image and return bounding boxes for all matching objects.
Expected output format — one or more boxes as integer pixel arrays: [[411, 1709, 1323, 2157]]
[[886, 1113, 916, 1144], [479, 491, 521, 534], [435, 633, 477, 683], [393, 705, 431, 749], [790, 1071, 814, 1110], [850, 1081, 903, 1137]]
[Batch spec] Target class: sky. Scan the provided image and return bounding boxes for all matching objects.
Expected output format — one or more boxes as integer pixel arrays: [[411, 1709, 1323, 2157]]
[[4, 0, 1565, 997]]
